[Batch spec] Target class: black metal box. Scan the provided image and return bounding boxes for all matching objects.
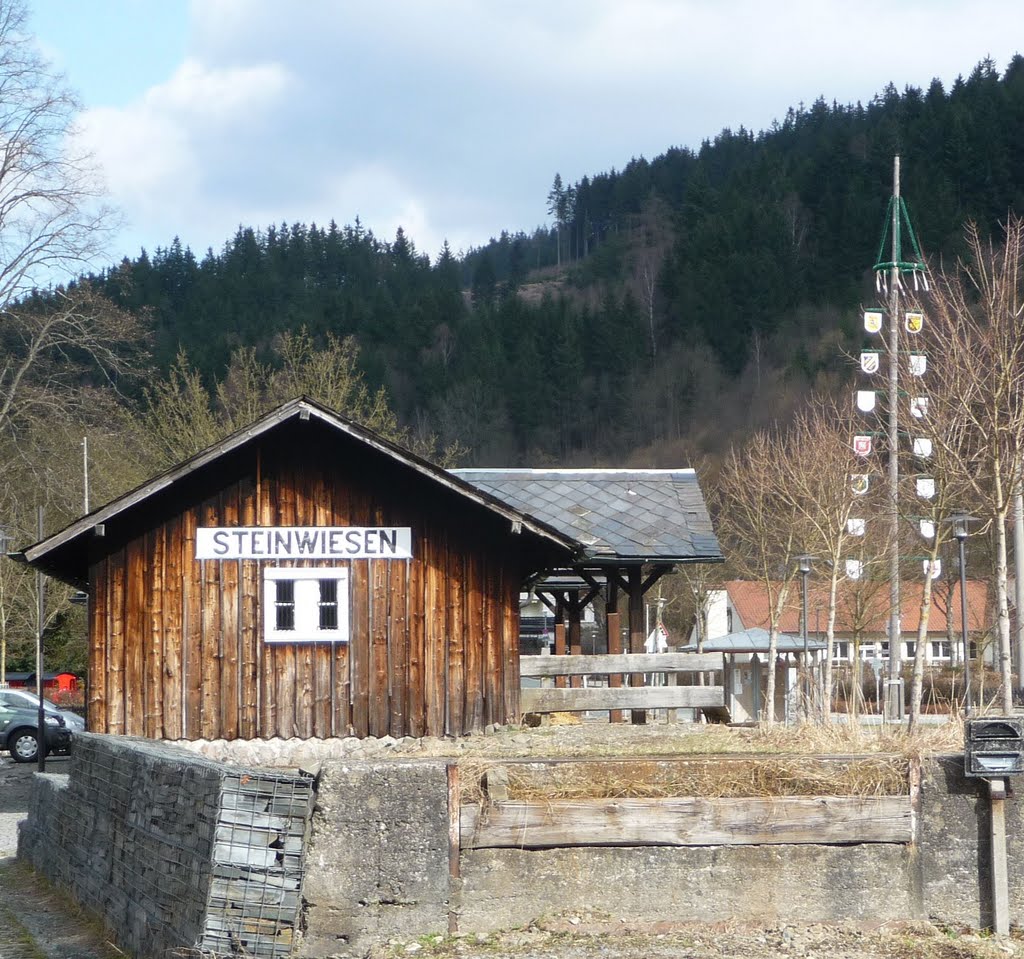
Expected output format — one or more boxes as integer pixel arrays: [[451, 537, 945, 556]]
[[964, 717, 1024, 778]]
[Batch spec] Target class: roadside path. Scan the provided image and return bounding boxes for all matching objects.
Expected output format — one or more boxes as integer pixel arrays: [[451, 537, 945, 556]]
[[0, 757, 121, 959]]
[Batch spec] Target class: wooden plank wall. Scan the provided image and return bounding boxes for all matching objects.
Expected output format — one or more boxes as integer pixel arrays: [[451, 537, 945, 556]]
[[87, 442, 525, 741]]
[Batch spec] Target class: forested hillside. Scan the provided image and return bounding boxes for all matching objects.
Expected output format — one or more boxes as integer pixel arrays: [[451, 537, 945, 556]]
[[88, 55, 1024, 467]]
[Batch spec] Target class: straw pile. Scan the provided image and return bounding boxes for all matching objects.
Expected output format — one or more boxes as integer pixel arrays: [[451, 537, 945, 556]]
[[457, 753, 910, 804], [452, 718, 963, 804]]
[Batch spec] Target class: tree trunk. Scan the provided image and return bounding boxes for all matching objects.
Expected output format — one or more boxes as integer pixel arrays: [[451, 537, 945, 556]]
[[766, 625, 778, 723], [823, 573, 839, 721], [995, 507, 1014, 712], [909, 572, 934, 732]]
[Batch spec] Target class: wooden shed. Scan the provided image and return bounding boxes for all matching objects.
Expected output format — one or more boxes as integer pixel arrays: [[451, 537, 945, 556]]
[[22, 398, 579, 741]]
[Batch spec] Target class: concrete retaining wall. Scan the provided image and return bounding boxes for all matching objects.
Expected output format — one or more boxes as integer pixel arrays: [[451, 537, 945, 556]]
[[918, 754, 1024, 928], [17, 740, 1024, 959], [299, 761, 451, 958], [297, 754, 1024, 955]]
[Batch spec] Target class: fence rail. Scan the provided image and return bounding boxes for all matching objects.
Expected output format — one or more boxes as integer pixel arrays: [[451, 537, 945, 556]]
[[519, 651, 725, 715]]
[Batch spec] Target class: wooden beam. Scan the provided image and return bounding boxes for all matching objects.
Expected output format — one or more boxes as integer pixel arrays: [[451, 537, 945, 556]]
[[568, 604, 582, 687], [460, 796, 912, 849], [553, 618, 567, 688], [628, 566, 645, 723], [641, 565, 674, 595], [573, 586, 602, 611], [606, 571, 630, 595], [534, 592, 558, 616], [607, 581, 622, 724], [521, 652, 723, 677], [520, 685, 724, 713]]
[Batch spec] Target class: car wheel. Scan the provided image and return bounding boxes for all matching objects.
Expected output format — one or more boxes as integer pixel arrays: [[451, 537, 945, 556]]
[[9, 728, 42, 763]]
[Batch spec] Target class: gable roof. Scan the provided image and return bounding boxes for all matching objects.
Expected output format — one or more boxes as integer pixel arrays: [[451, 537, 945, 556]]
[[451, 469, 722, 565], [22, 397, 581, 585], [724, 578, 990, 636]]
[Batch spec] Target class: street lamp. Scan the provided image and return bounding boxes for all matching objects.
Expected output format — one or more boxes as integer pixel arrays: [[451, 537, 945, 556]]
[[796, 555, 814, 718], [944, 512, 978, 717]]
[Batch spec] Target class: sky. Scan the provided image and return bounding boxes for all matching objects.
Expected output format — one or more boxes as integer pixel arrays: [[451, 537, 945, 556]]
[[28, 0, 1024, 269]]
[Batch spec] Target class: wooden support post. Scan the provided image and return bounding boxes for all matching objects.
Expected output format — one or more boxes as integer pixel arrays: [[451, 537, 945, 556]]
[[607, 578, 622, 723], [606, 577, 622, 724], [568, 599, 583, 689], [554, 597, 567, 689], [989, 777, 1010, 937], [628, 566, 646, 725]]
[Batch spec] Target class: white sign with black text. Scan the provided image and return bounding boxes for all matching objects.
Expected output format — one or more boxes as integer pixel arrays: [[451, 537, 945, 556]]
[[196, 526, 412, 560]]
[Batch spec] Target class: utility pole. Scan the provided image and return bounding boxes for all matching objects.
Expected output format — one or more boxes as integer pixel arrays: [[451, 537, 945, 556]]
[[34, 505, 46, 773], [82, 435, 89, 514]]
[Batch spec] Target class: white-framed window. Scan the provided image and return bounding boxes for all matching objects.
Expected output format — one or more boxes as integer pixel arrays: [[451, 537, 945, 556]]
[[930, 640, 951, 661], [833, 641, 850, 662], [263, 567, 349, 643]]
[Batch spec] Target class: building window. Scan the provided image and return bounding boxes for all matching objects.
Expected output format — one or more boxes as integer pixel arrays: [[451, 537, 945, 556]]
[[930, 640, 951, 661], [905, 641, 916, 659], [833, 642, 850, 662], [264, 567, 349, 643]]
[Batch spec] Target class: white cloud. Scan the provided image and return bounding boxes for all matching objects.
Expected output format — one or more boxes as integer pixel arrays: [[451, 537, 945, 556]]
[[59, 1, 1024, 262], [75, 57, 293, 252]]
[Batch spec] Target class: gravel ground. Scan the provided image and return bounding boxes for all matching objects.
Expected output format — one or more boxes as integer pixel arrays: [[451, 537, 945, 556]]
[[0, 755, 120, 958], [376, 920, 1023, 959], [0, 754, 69, 856]]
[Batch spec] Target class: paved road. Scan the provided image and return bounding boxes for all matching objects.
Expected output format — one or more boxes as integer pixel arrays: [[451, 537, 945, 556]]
[[0, 755, 121, 959]]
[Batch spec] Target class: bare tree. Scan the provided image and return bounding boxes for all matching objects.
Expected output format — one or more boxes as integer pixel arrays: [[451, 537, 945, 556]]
[[903, 396, 975, 729], [0, 0, 114, 306], [0, 2, 145, 486], [919, 219, 1024, 712], [773, 398, 865, 720], [0, 285, 145, 453], [717, 428, 802, 723]]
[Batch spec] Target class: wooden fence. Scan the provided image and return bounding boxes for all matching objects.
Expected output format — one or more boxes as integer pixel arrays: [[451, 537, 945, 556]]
[[519, 651, 725, 715]]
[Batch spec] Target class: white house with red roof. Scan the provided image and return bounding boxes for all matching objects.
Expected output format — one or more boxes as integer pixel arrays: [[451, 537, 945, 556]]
[[716, 578, 991, 665]]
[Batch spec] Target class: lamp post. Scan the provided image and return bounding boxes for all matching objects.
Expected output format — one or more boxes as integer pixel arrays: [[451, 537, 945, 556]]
[[796, 555, 813, 719], [945, 512, 978, 717]]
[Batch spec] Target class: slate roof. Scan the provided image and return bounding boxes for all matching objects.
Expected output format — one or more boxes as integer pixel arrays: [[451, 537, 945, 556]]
[[680, 628, 826, 654], [451, 469, 722, 565]]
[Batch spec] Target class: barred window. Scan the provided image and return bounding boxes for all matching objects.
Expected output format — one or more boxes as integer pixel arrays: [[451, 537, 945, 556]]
[[264, 568, 349, 643]]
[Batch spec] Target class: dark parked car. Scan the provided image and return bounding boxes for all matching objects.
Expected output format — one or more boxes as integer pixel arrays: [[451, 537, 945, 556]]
[[0, 703, 72, 763]]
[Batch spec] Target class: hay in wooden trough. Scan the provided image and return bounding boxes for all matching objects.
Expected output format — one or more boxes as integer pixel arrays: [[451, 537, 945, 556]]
[[457, 754, 911, 805]]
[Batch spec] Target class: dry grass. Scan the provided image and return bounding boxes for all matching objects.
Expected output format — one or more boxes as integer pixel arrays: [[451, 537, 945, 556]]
[[457, 754, 910, 803], [453, 718, 964, 804]]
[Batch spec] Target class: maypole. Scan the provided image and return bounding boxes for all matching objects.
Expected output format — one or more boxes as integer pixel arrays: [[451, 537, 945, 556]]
[[870, 155, 929, 721]]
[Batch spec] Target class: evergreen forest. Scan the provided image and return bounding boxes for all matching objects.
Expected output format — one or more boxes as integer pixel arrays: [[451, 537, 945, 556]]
[[83, 55, 1024, 468]]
